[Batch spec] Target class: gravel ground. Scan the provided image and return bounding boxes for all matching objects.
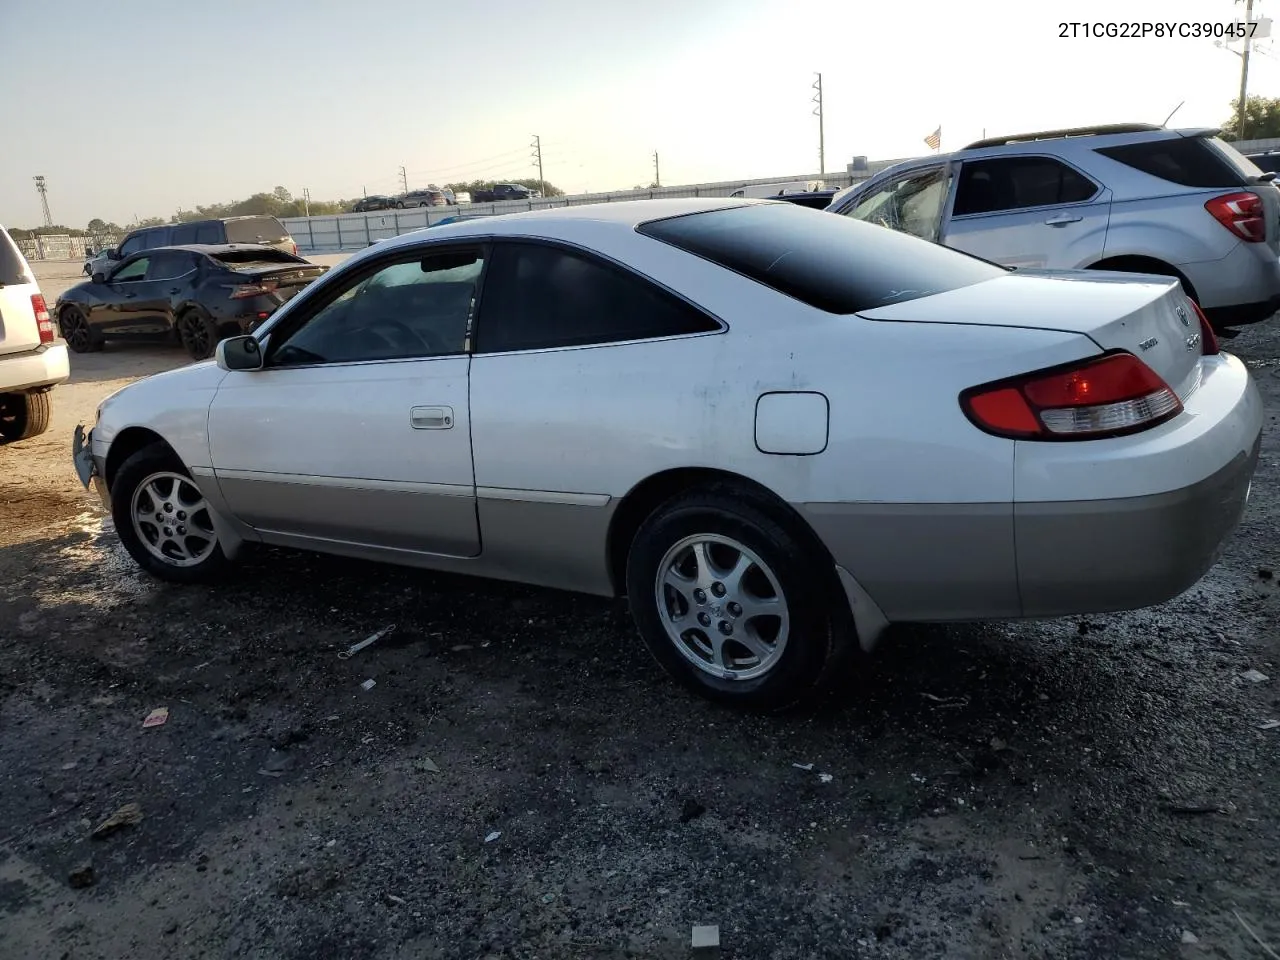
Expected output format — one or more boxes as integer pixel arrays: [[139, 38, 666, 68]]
[[1, 312, 1278, 959]]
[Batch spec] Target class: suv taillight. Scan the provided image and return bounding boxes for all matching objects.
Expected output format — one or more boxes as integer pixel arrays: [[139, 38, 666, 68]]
[[32, 294, 54, 344], [961, 352, 1182, 440], [290, 241, 298, 257], [1205, 191, 1266, 242], [1188, 299, 1220, 355]]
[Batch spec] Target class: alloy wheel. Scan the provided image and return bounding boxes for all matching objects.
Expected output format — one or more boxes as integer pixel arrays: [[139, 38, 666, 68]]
[[129, 472, 218, 567], [61, 309, 92, 351], [654, 533, 790, 681]]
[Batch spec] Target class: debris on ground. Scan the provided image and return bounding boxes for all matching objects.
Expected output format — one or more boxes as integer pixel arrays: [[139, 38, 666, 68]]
[[91, 803, 143, 839], [414, 757, 440, 773], [791, 762, 814, 771], [68, 862, 95, 889], [1260, 720, 1280, 730], [142, 707, 169, 728], [541, 893, 556, 904], [1181, 930, 1199, 944], [1258, 566, 1274, 580], [1232, 909, 1280, 959], [679, 799, 706, 823], [484, 831, 501, 843], [920, 692, 969, 707], [384, 893, 407, 906], [818, 773, 834, 784], [691, 923, 721, 958], [338, 624, 397, 660], [360, 679, 377, 691], [990, 737, 1009, 751], [1242, 669, 1270, 684], [451, 644, 474, 652]]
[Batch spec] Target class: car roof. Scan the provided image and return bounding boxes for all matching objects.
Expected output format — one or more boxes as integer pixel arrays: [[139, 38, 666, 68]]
[[370, 197, 758, 250]]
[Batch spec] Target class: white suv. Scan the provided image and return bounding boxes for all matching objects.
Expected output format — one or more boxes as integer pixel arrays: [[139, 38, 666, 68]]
[[829, 124, 1280, 332], [0, 227, 69, 442]]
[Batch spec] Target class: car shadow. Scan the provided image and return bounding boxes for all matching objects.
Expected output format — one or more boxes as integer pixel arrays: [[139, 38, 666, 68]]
[[65, 343, 189, 386]]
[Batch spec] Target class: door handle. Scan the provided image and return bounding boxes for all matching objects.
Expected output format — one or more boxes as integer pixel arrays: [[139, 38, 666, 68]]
[[1045, 214, 1083, 226], [410, 405, 454, 429]]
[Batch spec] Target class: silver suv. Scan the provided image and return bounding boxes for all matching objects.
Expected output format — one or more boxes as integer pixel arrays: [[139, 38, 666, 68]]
[[828, 124, 1280, 330]]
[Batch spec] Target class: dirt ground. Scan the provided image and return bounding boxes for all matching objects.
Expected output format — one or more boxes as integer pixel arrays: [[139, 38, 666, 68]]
[[1, 288, 1278, 959]]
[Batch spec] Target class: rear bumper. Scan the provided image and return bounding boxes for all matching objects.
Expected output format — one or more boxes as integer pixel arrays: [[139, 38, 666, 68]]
[[1202, 294, 1280, 327], [0, 342, 70, 393], [1186, 242, 1280, 321], [802, 354, 1262, 622]]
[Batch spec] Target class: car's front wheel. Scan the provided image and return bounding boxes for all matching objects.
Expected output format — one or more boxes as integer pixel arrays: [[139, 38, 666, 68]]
[[111, 443, 228, 583], [625, 486, 854, 710], [60, 306, 102, 353]]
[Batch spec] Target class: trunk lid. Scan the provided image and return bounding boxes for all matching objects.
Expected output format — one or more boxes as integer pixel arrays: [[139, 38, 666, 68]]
[[231, 262, 327, 303], [0, 229, 41, 357], [859, 270, 1204, 397]]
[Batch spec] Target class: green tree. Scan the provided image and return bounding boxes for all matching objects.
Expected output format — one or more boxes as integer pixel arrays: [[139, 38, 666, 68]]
[[87, 218, 108, 234], [1221, 95, 1280, 140], [273, 185, 292, 203]]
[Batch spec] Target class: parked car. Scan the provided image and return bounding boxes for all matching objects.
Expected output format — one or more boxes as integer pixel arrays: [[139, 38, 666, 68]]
[[56, 245, 328, 361], [0, 225, 68, 442], [353, 195, 395, 212], [454, 191, 472, 204], [472, 183, 533, 202], [84, 246, 113, 277], [828, 124, 1280, 332], [772, 189, 838, 210], [398, 189, 447, 208], [730, 180, 828, 199], [93, 217, 299, 277], [71, 198, 1260, 708]]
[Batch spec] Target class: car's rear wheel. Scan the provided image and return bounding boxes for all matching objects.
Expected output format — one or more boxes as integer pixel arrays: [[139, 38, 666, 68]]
[[60, 306, 102, 353], [0, 391, 51, 443], [111, 442, 228, 583], [176, 308, 219, 361], [625, 487, 853, 710]]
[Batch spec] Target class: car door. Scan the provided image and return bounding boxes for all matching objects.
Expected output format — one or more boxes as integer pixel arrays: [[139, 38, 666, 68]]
[[139, 250, 198, 333], [206, 244, 484, 556], [95, 254, 154, 334], [835, 164, 954, 244], [941, 155, 1110, 269]]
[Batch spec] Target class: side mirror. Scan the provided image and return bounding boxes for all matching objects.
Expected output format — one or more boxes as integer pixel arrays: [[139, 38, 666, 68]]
[[216, 335, 264, 372], [92, 272, 106, 285]]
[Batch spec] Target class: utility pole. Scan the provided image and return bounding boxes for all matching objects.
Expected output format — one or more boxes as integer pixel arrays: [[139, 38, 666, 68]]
[[362, 185, 368, 198], [812, 72, 825, 175], [399, 165, 409, 194], [531, 135, 544, 197], [653, 151, 660, 187], [1237, 0, 1255, 139], [303, 188, 311, 217], [33, 176, 52, 227]]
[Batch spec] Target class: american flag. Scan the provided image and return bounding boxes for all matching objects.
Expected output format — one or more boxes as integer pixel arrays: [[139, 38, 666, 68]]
[[924, 127, 941, 151]]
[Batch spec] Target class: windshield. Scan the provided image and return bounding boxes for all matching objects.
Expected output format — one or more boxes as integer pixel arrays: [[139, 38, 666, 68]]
[[638, 202, 1007, 314]]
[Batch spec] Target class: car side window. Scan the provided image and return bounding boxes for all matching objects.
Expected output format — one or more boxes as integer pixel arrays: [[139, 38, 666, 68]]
[[195, 222, 223, 244], [118, 234, 144, 257], [111, 256, 151, 283], [843, 167, 952, 243], [952, 157, 1098, 217], [145, 251, 195, 281], [473, 242, 720, 354], [170, 223, 200, 245], [267, 247, 484, 367], [139, 228, 168, 250]]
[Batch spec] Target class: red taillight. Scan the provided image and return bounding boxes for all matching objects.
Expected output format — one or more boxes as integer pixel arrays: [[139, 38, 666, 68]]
[[31, 294, 54, 344], [290, 242, 298, 256], [1205, 191, 1266, 242], [961, 352, 1182, 440], [227, 282, 278, 299], [1188, 299, 1220, 355]]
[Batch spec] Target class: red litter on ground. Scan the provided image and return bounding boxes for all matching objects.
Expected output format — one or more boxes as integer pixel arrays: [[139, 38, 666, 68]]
[[142, 707, 169, 728]]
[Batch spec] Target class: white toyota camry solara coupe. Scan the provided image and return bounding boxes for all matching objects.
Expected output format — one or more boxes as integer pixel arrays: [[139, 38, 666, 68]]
[[72, 198, 1262, 709]]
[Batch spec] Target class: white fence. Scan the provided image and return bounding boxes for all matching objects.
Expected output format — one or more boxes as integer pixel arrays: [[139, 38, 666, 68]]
[[15, 234, 118, 262]]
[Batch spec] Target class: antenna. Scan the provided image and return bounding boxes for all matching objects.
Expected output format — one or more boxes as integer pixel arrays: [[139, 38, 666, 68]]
[[1162, 100, 1186, 127]]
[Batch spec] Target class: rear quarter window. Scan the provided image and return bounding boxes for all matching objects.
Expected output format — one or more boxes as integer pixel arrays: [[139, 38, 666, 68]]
[[637, 203, 1007, 314], [225, 217, 289, 244], [1095, 137, 1250, 188], [0, 230, 32, 285]]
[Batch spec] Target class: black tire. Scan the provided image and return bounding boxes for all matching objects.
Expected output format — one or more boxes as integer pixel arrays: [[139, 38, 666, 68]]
[[625, 485, 855, 711], [60, 305, 102, 353], [111, 442, 228, 583], [176, 308, 219, 361], [0, 391, 52, 443]]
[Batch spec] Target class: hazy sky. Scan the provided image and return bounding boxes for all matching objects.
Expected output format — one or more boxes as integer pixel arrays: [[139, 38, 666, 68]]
[[4, 0, 1280, 228]]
